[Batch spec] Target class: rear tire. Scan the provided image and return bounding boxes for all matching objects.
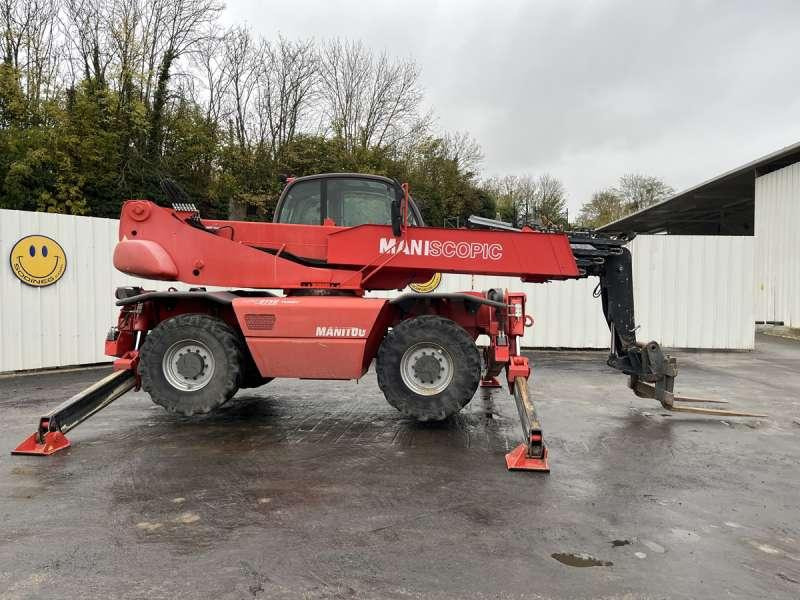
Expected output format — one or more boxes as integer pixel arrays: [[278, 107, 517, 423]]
[[140, 314, 243, 415], [376, 315, 480, 421]]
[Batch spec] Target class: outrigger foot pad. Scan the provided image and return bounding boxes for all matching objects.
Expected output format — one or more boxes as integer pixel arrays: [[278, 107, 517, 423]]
[[13, 428, 71, 456], [505, 443, 550, 472]]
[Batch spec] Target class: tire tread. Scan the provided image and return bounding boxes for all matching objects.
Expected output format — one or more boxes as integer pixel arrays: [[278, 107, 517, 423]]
[[140, 314, 243, 415], [376, 315, 480, 421]]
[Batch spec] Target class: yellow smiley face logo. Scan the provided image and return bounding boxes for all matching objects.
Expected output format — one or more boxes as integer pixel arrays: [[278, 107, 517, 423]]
[[10, 235, 67, 287]]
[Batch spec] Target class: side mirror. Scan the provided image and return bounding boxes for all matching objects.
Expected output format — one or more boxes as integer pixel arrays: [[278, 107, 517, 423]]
[[391, 187, 403, 237]]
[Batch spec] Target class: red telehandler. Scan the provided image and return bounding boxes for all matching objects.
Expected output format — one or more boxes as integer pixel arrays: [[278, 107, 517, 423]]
[[13, 174, 760, 469]]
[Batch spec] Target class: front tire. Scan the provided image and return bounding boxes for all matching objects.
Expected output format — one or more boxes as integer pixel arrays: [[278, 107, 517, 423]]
[[376, 315, 481, 421], [140, 314, 243, 415]]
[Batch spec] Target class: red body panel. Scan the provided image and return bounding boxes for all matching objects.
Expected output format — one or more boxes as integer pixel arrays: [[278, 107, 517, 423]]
[[115, 201, 579, 290], [113, 239, 178, 280], [232, 296, 394, 379]]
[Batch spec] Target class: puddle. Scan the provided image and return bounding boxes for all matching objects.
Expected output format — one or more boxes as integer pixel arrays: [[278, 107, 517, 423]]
[[551, 552, 613, 567]]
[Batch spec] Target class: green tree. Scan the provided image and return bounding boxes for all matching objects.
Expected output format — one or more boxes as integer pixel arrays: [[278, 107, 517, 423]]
[[577, 174, 674, 229], [577, 189, 625, 228]]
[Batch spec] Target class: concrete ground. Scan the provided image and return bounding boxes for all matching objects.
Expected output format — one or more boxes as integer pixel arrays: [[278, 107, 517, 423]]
[[1, 334, 799, 600]]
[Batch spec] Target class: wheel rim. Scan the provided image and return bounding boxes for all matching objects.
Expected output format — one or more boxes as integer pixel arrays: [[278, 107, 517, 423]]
[[400, 342, 454, 396], [162, 339, 215, 391]]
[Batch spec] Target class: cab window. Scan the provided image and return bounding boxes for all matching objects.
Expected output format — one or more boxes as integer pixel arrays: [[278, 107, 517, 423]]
[[326, 178, 418, 226], [327, 179, 392, 226], [276, 177, 420, 226], [276, 180, 321, 224]]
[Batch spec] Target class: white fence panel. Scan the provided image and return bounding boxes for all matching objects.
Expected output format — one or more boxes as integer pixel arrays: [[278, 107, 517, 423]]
[[429, 235, 754, 350], [1, 208, 755, 373], [414, 273, 609, 348], [1, 209, 150, 372]]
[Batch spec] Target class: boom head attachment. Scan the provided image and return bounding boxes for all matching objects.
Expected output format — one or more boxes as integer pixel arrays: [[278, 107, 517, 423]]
[[625, 342, 765, 417], [597, 247, 765, 419]]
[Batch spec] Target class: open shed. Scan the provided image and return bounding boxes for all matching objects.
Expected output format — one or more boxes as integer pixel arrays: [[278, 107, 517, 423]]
[[599, 142, 800, 328]]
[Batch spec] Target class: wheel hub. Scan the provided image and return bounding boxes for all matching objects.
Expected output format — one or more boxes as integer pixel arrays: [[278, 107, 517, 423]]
[[400, 343, 454, 396], [162, 340, 215, 391], [412, 354, 442, 384], [175, 351, 205, 379]]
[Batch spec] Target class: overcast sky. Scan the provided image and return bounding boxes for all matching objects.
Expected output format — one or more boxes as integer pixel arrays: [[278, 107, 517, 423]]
[[223, 0, 800, 214]]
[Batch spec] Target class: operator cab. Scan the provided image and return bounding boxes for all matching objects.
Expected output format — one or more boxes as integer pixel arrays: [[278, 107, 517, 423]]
[[273, 173, 424, 227]]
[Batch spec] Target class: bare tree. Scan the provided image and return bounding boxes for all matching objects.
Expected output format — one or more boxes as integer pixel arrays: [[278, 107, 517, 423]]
[[442, 131, 483, 174], [1, 0, 63, 111], [482, 173, 567, 227], [319, 39, 427, 152], [145, 0, 222, 159], [483, 175, 536, 227], [258, 35, 318, 159], [614, 173, 674, 212], [535, 173, 567, 225], [62, 0, 111, 86], [222, 26, 260, 150], [191, 29, 230, 123]]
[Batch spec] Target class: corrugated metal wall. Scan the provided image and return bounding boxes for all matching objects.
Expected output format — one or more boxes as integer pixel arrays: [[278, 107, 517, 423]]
[[628, 235, 754, 349], [0, 209, 754, 372], [755, 162, 800, 327]]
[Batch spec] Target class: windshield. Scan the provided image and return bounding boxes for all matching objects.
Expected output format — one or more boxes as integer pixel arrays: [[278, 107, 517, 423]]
[[276, 177, 420, 226], [327, 178, 394, 226]]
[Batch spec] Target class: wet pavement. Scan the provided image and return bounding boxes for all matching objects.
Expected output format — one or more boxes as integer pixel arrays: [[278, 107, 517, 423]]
[[1, 334, 799, 599]]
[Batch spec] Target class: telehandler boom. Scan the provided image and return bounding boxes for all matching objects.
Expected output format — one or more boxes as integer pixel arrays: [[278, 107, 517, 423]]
[[13, 174, 761, 468]]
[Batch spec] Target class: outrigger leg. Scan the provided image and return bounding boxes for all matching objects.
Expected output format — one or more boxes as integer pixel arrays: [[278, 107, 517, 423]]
[[12, 368, 137, 456], [504, 357, 549, 472]]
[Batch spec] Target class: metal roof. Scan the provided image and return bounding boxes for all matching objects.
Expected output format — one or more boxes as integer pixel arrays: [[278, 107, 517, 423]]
[[598, 140, 800, 235]]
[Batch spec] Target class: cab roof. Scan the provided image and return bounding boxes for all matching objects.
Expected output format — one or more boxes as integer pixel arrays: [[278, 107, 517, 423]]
[[287, 173, 397, 186]]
